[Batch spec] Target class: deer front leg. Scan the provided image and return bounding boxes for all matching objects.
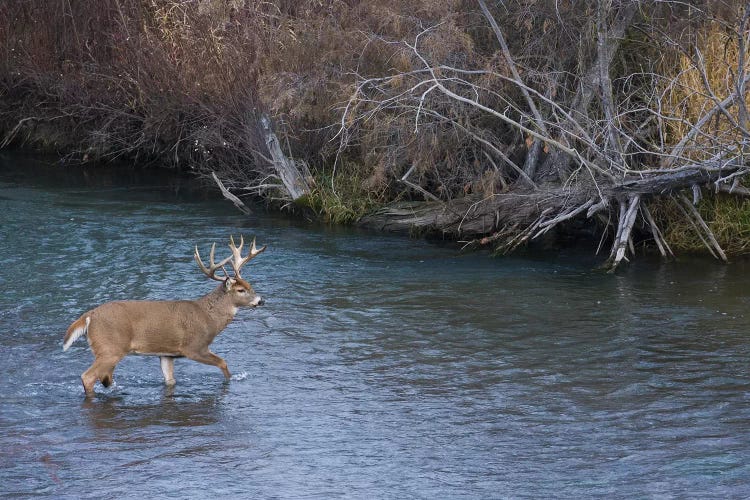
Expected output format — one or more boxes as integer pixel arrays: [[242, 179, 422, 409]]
[[185, 350, 231, 380], [160, 356, 176, 385]]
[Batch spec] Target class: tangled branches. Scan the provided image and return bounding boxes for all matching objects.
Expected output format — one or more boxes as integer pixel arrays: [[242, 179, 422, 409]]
[[339, 0, 750, 269]]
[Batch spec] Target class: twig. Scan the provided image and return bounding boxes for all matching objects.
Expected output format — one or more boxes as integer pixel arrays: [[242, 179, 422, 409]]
[[678, 194, 727, 262], [399, 164, 441, 202], [212, 172, 251, 215], [1, 117, 38, 148]]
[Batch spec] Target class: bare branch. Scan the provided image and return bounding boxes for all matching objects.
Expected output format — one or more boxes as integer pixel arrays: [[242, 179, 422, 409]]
[[400, 164, 441, 202], [212, 172, 251, 215], [678, 194, 728, 262]]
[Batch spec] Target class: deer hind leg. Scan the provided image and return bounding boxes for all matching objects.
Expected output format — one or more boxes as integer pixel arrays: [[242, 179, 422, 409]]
[[185, 350, 231, 380], [81, 355, 122, 394], [160, 356, 176, 386]]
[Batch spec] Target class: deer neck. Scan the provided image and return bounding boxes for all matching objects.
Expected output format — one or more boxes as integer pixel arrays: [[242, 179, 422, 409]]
[[197, 285, 238, 332]]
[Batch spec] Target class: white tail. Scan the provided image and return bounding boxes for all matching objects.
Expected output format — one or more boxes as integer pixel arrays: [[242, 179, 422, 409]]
[[63, 235, 266, 394], [63, 315, 89, 351]]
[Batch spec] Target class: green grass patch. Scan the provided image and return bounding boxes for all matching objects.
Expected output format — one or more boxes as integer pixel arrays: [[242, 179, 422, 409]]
[[297, 164, 385, 225], [652, 192, 750, 256]]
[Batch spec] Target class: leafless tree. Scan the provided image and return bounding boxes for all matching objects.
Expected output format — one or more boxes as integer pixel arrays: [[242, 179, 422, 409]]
[[339, 0, 750, 269]]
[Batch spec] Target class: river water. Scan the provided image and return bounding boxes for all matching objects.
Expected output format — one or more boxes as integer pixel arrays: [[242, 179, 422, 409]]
[[1, 153, 749, 498]]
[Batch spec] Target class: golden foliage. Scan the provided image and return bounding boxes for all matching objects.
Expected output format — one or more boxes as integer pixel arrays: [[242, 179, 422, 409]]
[[661, 22, 750, 152]]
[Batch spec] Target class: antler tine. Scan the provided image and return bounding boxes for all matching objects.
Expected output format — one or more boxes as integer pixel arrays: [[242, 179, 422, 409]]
[[228, 235, 267, 277], [194, 242, 232, 281]]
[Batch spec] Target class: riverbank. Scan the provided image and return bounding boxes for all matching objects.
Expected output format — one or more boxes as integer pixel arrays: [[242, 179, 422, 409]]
[[2, 1, 750, 267]]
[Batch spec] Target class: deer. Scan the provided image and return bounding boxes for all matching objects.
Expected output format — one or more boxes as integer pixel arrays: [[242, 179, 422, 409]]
[[63, 235, 266, 394]]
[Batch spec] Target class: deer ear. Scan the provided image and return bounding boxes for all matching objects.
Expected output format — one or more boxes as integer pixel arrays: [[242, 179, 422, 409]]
[[224, 278, 234, 291]]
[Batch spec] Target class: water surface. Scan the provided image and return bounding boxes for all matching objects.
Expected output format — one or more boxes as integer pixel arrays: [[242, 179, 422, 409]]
[[1, 153, 749, 498]]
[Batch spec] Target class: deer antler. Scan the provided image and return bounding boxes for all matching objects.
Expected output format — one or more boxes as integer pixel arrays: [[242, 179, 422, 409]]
[[228, 235, 267, 278], [194, 242, 233, 281]]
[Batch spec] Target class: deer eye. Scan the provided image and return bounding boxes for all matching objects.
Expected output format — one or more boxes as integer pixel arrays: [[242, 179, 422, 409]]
[[237, 289, 247, 294]]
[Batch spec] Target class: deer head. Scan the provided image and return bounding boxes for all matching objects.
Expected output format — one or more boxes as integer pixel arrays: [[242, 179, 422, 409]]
[[194, 235, 267, 307]]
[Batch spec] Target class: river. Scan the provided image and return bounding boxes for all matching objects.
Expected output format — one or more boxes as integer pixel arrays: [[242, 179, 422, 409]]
[[1, 152, 749, 498]]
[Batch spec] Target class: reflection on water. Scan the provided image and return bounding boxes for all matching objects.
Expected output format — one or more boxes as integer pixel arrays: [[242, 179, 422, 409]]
[[1, 153, 750, 498], [81, 386, 226, 431]]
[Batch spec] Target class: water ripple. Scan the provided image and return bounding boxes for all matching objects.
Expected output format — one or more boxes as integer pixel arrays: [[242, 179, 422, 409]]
[[2, 158, 750, 498]]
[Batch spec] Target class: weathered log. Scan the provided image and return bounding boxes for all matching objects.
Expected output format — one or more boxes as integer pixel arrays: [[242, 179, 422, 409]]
[[259, 114, 312, 201], [611, 162, 743, 196], [359, 188, 584, 237], [359, 160, 748, 242]]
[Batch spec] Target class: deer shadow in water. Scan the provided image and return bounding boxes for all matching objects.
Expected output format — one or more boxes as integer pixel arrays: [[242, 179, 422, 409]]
[[80, 384, 228, 433]]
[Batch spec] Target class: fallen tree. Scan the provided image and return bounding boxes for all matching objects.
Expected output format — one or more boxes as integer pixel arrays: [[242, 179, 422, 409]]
[[361, 157, 743, 261], [340, 0, 750, 269]]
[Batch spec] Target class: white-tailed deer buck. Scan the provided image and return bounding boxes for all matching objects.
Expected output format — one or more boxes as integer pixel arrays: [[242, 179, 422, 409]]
[[63, 235, 266, 394]]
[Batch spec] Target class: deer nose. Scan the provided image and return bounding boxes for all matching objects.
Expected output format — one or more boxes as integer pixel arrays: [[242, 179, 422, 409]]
[[252, 296, 264, 307]]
